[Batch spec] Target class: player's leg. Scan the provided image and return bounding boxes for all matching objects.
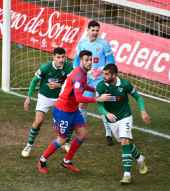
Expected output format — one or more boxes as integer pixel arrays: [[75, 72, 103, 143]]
[[21, 111, 45, 158], [130, 142, 148, 175], [120, 138, 133, 184], [123, 116, 148, 175], [117, 116, 134, 184], [101, 115, 113, 146], [61, 130, 73, 152], [38, 135, 65, 174], [21, 94, 56, 158], [38, 107, 71, 174], [79, 102, 88, 122], [62, 110, 87, 173]]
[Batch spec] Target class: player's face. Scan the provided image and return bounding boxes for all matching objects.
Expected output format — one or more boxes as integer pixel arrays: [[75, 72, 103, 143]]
[[88, 26, 100, 41], [81, 55, 92, 72], [103, 70, 117, 84], [53, 53, 66, 69]]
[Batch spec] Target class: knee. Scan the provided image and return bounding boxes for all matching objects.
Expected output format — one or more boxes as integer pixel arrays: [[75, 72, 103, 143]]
[[77, 131, 88, 141], [120, 138, 130, 145]]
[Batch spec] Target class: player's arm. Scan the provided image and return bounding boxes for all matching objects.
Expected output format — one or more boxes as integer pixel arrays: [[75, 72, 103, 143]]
[[73, 43, 82, 68], [128, 83, 151, 124], [24, 66, 45, 111], [104, 41, 115, 64], [74, 81, 111, 103], [84, 84, 95, 92], [96, 86, 117, 122], [74, 81, 96, 103], [24, 75, 40, 111]]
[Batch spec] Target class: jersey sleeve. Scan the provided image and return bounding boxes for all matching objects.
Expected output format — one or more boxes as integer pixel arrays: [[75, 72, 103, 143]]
[[27, 75, 40, 97], [103, 40, 115, 64], [35, 64, 47, 79], [73, 74, 96, 103], [126, 80, 145, 111], [96, 82, 109, 115], [73, 42, 82, 68]]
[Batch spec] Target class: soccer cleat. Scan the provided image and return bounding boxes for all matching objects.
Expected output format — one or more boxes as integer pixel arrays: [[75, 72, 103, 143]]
[[21, 144, 32, 158], [61, 160, 80, 173], [61, 143, 71, 153], [106, 136, 113, 146], [120, 175, 132, 184], [37, 161, 48, 174], [137, 156, 148, 175]]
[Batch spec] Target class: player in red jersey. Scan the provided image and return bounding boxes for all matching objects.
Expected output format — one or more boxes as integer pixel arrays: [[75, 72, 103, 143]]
[[37, 50, 112, 174]]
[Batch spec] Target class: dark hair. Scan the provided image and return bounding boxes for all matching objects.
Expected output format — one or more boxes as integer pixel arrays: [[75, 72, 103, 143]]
[[103, 64, 118, 74], [53, 47, 66, 55], [88, 20, 100, 29], [79, 50, 92, 59]]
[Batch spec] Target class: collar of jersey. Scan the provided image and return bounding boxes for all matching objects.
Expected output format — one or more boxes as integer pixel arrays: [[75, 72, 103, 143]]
[[105, 77, 121, 87], [52, 61, 63, 70], [86, 36, 100, 43]]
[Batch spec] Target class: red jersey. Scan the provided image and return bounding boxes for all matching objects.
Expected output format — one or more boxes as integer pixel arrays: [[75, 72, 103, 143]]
[[55, 66, 96, 112]]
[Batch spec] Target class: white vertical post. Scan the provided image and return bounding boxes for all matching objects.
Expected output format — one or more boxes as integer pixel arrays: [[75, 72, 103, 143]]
[[2, 0, 11, 92]]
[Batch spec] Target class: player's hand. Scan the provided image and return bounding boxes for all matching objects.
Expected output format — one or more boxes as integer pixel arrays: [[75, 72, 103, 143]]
[[96, 94, 112, 102], [48, 82, 61, 89], [24, 96, 30, 111], [106, 113, 117, 123], [141, 111, 151, 124]]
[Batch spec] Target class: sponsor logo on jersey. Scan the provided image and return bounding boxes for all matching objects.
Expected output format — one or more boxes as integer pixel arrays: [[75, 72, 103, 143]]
[[74, 81, 81, 89], [118, 87, 123, 92]]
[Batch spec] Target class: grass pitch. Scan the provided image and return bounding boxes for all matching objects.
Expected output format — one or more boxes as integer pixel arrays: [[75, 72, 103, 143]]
[[0, 91, 170, 191]]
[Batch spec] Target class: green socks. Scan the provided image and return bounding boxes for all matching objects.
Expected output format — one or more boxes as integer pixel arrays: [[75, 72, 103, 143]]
[[28, 127, 40, 145]]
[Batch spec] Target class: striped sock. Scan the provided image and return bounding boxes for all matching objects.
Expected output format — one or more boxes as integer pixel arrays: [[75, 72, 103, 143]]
[[64, 137, 84, 161], [28, 127, 40, 145], [130, 143, 140, 160], [122, 144, 133, 173]]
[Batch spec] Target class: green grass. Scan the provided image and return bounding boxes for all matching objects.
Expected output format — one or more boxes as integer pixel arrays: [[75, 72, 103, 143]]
[[0, 91, 170, 191]]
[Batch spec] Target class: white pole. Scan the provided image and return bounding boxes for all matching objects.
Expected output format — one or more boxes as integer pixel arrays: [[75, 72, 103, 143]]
[[2, 0, 11, 92]]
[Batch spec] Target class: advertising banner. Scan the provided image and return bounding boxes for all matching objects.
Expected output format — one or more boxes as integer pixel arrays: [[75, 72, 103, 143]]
[[0, 0, 87, 58], [100, 23, 170, 85], [129, 0, 170, 11]]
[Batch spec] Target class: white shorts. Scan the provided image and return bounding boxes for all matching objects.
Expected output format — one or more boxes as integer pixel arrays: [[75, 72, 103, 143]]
[[36, 93, 57, 113], [107, 115, 133, 142]]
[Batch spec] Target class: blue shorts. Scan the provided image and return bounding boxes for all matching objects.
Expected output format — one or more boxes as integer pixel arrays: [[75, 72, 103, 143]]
[[52, 107, 85, 138]]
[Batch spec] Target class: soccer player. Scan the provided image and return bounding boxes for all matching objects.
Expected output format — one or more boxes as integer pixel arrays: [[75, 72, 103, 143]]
[[37, 50, 112, 174], [73, 20, 116, 146], [21, 47, 73, 158], [96, 64, 151, 184]]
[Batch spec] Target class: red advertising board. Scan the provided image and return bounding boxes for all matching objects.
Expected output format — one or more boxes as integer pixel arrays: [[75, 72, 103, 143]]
[[100, 23, 170, 85], [129, 0, 170, 11], [0, 0, 87, 58], [0, 0, 170, 85]]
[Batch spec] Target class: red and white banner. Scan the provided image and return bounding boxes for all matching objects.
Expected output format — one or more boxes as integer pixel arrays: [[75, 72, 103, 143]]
[[0, 0, 87, 58], [100, 23, 170, 85], [129, 0, 170, 11], [0, 0, 170, 85]]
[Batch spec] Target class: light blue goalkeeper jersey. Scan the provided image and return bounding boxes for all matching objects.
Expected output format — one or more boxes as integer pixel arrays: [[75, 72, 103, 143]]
[[73, 37, 115, 88]]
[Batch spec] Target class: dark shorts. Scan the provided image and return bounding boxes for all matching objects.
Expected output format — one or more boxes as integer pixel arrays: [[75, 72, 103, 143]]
[[52, 107, 85, 138]]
